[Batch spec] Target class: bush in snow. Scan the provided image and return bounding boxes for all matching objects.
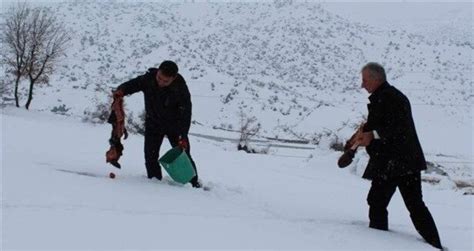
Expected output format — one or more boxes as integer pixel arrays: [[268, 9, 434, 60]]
[[126, 110, 146, 135], [82, 100, 110, 124], [237, 110, 261, 153], [51, 104, 71, 115]]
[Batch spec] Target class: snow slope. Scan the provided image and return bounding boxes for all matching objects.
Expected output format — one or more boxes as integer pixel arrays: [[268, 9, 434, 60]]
[[2, 107, 472, 250], [1, 1, 471, 190], [1, 1, 472, 249], [321, 2, 472, 44], [1, 1, 471, 133]]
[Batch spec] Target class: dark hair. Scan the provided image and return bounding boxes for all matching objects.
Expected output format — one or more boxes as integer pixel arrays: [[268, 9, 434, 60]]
[[158, 60, 179, 76], [361, 62, 386, 82]]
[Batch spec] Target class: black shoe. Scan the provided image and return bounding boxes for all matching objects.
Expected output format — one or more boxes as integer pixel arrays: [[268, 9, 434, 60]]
[[191, 180, 202, 188], [369, 222, 388, 231], [425, 236, 442, 249], [147, 173, 162, 180]]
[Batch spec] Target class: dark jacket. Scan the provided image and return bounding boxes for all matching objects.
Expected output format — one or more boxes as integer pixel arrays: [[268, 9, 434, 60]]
[[362, 82, 426, 180], [117, 68, 192, 136]]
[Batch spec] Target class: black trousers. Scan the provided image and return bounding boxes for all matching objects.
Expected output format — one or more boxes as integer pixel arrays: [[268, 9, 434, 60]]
[[144, 129, 198, 184], [367, 172, 442, 249]]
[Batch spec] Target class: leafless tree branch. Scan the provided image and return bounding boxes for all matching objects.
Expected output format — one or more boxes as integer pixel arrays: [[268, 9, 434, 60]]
[[1, 3, 71, 109]]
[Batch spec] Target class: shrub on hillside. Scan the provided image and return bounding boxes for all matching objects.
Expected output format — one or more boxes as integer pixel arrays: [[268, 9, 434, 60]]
[[83, 100, 110, 124], [126, 110, 146, 135]]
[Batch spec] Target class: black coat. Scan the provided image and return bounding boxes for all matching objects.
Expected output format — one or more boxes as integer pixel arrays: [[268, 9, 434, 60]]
[[117, 68, 192, 136], [362, 82, 426, 180]]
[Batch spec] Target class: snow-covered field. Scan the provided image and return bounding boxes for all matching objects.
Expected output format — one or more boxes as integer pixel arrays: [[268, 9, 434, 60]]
[[1, 0, 472, 250], [2, 107, 472, 250], [1, 0, 471, 185]]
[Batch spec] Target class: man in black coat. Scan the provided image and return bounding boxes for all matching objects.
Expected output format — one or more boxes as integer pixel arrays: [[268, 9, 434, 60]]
[[113, 60, 201, 188], [354, 62, 442, 249]]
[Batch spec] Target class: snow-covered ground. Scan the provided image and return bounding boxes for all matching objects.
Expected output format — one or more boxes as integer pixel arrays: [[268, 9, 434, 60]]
[[2, 107, 472, 250], [1, 1, 472, 250]]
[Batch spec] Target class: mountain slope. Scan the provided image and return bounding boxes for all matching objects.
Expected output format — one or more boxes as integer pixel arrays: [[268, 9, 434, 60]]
[[2, 2, 471, 137]]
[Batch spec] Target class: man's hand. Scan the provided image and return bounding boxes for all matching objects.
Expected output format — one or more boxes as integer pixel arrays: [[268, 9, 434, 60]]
[[355, 131, 374, 146], [178, 137, 188, 150], [113, 89, 124, 99], [344, 123, 365, 150]]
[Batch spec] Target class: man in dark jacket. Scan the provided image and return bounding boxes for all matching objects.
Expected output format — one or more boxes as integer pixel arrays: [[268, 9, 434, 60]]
[[354, 62, 442, 249], [113, 60, 201, 188]]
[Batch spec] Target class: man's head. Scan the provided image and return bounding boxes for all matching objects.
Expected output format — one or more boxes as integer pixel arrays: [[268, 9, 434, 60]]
[[361, 62, 386, 93], [156, 60, 179, 87]]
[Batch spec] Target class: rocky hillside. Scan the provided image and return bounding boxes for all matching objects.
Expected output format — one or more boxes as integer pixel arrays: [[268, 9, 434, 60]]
[[1, 1, 472, 140]]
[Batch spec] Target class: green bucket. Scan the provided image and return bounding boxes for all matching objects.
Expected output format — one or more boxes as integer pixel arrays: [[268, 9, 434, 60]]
[[159, 147, 196, 184]]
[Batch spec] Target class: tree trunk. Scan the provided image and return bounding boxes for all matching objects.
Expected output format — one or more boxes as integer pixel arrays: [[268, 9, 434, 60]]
[[14, 75, 21, 107], [25, 79, 35, 110]]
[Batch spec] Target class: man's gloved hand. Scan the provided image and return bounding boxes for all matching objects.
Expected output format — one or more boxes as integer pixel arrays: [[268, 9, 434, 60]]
[[113, 89, 124, 99], [178, 137, 188, 150]]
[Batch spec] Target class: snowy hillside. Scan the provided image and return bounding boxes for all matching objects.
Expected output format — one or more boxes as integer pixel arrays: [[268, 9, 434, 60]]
[[2, 107, 473, 250], [322, 2, 473, 44], [1, 1, 473, 250], [1, 1, 471, 192], [2, 1, 471, 133]]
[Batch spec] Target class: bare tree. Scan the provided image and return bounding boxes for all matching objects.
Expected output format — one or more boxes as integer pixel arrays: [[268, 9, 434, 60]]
[[1, 3, 71, 110], [24, 6, 71, 109], [1, 3, 31, 107]]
